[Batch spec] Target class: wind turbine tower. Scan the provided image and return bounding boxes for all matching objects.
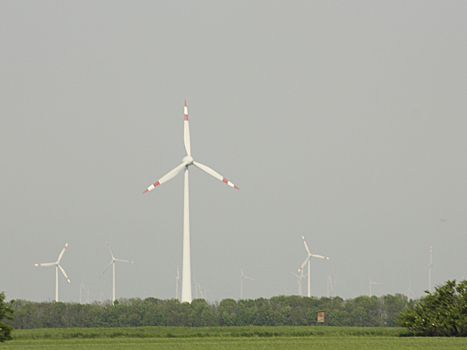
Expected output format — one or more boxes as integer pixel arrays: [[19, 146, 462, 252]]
[[298, 235, 329, 297], [175, 265, 180, 301], [143, 101, 239, 303], [428, 245, 433, 293], [102, 241, 134, 303], [34, 242, 71, 302]]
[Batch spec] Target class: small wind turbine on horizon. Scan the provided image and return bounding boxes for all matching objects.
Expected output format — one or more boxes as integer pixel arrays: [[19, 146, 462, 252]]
[[327, 274, 334, 298], [143, 101, 239, 303], [298, 235, 329, 297], [79, 283, 90, 304], [34, 242, 71, 302], [175, 265, 180, 301], [428, 245, 433, 293], [291, 270, 306, 296], [102, 241, 134, 303], [240, 268, 254, 300], [369, 278, 381, 297], [406, 282, 415, 300]]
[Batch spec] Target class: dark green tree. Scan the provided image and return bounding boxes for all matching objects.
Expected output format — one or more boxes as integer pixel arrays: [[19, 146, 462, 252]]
[[0, 292, 14, 342], [398, 279, 467, 336]]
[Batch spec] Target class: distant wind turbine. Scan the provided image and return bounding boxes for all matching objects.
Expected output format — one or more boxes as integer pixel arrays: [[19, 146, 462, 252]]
[[298, 235, 329, 297], [327, 274, 334, 298], [369, 278, 381, 297], [34, 242, 71, 302], [175, 265, 180, 301], [428, 245, 433, 293], [102, 241, 134, 303], [291, 270, 306, 296], [240, 268, 254, 300], [79, 283, 90, 304], [405, 282, 415, 301], [143, 101, 239, 303]]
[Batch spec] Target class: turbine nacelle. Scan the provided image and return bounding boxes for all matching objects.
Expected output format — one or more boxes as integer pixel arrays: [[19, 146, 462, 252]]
[[183, 155, 194, 165]]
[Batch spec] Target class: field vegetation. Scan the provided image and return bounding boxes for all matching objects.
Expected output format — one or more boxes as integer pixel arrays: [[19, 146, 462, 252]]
[[4, 326, 467, 350]]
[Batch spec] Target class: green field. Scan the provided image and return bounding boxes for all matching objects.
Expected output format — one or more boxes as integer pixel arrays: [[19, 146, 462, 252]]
[[4, 326, 467, 349]]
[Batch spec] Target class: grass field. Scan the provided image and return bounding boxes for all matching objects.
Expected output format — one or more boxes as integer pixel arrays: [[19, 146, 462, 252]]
[[4, 326, 467, 349]]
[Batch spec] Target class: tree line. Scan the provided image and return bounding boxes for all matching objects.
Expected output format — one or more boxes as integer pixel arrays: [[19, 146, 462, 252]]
[[6, 293, 411, 329]]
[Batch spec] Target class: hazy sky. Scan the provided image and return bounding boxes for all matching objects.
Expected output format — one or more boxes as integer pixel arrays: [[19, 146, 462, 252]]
[[1, 1, 467, 303]]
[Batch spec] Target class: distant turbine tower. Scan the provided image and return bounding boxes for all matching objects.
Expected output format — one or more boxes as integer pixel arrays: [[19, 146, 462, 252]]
[[175, 265, 180, 301], [327, 274, 334, 298], [298, 235, 329, 297], [143, 101, 239, 303], [428, 245, 433, 293], [102, 241, 134, 303], [406, 281, 415, 301], [240, 268, 254, 300], [34, 242, 71, 302], [369, 278, 381, 297]]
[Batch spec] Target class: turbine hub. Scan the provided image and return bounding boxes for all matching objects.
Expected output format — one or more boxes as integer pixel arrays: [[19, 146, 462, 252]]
[[183, 156, 193, 165]]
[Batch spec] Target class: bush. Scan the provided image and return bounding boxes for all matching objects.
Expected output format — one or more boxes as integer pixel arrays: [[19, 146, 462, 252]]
[[397, 280, 467, 336], [0, 292, 15, 342]]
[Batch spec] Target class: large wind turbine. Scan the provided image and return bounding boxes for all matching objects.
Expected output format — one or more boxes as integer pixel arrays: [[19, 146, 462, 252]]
[[298, 235, 329, 297], [428, 245, 433, 293], [143, 101, 239, 303], [102, 241, 134, 303], [34, 242, 71, 302]]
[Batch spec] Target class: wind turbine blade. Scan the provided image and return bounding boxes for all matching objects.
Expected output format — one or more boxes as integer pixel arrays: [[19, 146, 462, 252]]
[[102, 261, 113, 274], [34, 262, 54, 267], [192, 161, 239, 189], [301, 235, 311, 255], [299, 256, 310, 271], [115, 259, 134, 264], [106, 241, 115, 259], [57, 242, 69, 263], [184, 100, 191, 156], [58, 265, 71, 284], [311, 254, 329, 260], [143, 163, 185, 193]]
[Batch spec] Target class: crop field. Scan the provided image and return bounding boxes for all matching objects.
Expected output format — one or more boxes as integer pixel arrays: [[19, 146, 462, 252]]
[[4, 326, 467, 349]]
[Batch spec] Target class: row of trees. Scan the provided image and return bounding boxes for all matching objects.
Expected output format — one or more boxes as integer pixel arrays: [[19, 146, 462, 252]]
[[6, 293, 411, 329]]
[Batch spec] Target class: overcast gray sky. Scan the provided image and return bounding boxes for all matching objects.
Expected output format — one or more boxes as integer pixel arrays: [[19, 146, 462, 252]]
[[1, 1, 467, 303]]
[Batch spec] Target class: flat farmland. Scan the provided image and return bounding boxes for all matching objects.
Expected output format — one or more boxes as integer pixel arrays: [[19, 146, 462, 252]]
[[4, 326, 467, 349]]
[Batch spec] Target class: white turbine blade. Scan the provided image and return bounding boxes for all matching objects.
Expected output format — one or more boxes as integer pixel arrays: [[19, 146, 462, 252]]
[[106, 241, 115, 259], [57, 242, 69, 263], [115, 259, 134, 264], [311, 254, 329, 260], [244, 275, 254, 281], [58, 264, 71, 284], [34, 262, 54, 267], [184, 100, 191, 156], [301, 235, 311, 255], [143, 163, 185, 193], [102, 261, 113, 274], [299, 256, 310, 271], [192, 161, 239, 189]]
